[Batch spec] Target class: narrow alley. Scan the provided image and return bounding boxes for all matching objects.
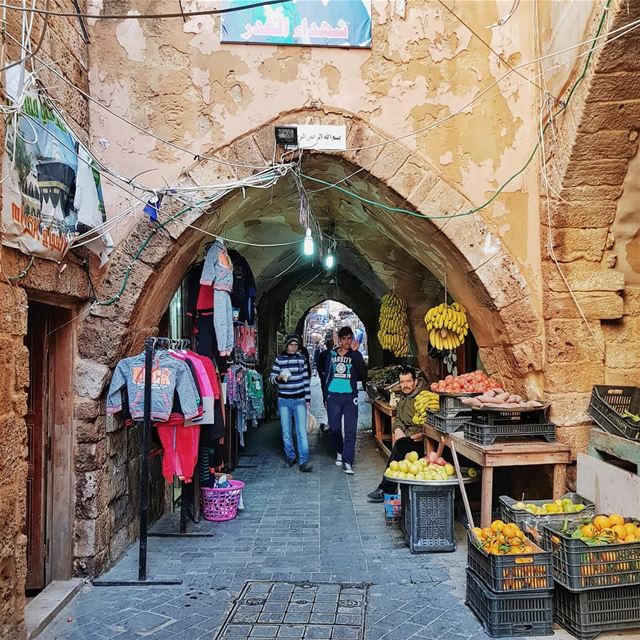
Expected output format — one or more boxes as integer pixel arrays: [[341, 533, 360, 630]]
[[41, 381, 484, 640]]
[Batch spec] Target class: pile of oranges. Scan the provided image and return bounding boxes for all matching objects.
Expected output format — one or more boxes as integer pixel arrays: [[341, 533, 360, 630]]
[[471, 519, 535, 555], [572, 513, 639, 544]]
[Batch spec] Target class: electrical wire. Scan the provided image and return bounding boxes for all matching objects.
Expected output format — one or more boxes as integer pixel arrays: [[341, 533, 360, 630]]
[[301, 1, 629, 223], [2, 33, 271, 172], [0, 0, 48, 73], [534, 0, 608, 356], [304, 13, 640, 195], [437, 0, 551, 99], [0, 0, 289, 20]]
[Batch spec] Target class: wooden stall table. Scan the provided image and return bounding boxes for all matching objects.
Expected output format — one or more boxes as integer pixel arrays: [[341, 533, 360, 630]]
[[372, 399, 395, 457], [422, 423, 572, 528]]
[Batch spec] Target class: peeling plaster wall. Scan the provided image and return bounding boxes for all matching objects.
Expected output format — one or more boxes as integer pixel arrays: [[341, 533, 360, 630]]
[[88, 0, 548, 289]]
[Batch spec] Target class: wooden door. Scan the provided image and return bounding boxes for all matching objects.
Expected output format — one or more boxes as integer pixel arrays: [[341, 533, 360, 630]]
[[25, 305, 48, 591]]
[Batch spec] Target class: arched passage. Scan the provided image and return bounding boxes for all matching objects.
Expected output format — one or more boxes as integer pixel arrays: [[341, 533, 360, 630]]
[[72, 109, 543, 575], [81, 111, 541, 391]]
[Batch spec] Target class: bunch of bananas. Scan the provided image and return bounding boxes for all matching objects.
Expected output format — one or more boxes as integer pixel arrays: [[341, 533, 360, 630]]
[[424, 302, 469, 351], [412, 390, 440, 425], [377, 293, 409, 357]]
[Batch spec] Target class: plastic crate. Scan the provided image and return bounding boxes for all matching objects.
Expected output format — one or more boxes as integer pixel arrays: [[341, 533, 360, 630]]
[[467, 531, 553, 592], [500, 493, 596, 532], [427, 409, 467, 433], [465, 569, 553, 638], [436, 392, 478, 417], [588, 385, 640, 441], [471, 405, 550, 426], [554, 582, 640, 640], [400, 483, 455, 553], [543, 521, 640, 591], [384, 493, 401, 526], [464, 420, 556, 446]]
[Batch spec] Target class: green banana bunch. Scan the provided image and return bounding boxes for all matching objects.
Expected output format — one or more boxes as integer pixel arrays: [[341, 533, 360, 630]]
[[378, 293, 410, 357]]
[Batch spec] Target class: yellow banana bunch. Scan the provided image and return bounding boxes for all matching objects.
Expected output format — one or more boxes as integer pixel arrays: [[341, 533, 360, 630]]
[[412, 390, 440, 425], [424, 301, 469, 351], [377, 293, 410, 357]]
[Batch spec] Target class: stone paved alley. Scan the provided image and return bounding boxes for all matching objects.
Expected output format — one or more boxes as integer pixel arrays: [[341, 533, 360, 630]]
[[38, 384, 620, 640]]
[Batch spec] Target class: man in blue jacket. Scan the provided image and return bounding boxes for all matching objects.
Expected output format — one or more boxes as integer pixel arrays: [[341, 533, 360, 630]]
[[323, 326, 367, 474]]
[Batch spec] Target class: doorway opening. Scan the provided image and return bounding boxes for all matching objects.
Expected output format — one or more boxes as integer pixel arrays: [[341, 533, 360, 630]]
[[25, 301, 74, 596], [301, 300, 368, 368]]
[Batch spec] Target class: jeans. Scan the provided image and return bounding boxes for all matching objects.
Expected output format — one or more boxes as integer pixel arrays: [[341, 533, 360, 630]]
[[213, 289, 234, 355], [278, 397, 309, 465], [379, 436, 425, 494], [327, 392, 358, 465]]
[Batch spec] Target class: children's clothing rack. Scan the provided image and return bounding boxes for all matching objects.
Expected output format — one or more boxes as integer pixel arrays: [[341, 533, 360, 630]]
[[95, 336, 212, 587]]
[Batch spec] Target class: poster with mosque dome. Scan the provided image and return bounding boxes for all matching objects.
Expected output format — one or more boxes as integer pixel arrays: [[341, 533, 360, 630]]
[[221, 0, 372, 48]]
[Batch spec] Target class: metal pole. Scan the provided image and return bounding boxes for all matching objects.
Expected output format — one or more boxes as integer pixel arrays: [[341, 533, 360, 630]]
[[138, 337, 155, 581]]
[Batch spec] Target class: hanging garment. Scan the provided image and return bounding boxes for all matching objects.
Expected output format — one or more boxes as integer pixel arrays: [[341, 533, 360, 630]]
[[234, 323, 257, 361], [154, 416, 200, 483], [107, 351, 202, 421], [228, 249, 257, 325], [247, 369, 265, 420], [200, 239, 233, 291], [214, 289, 234, 355]]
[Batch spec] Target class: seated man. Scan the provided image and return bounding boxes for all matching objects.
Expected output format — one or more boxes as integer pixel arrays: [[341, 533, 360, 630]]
[[367, 366, 426, 503]]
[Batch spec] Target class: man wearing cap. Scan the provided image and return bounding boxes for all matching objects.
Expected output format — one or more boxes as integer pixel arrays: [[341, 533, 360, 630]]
[[270, 334, 313, 472]]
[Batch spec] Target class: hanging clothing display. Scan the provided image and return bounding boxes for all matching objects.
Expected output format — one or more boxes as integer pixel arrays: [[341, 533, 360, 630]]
[[185, 247, 262, 470], [107, 347, 225, 484], [227, 365, 265, 446]]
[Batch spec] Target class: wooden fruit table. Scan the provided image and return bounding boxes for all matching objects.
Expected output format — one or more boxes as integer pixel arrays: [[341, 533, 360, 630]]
[[422, 423, 572, 528], [372, 399, 395, 456]]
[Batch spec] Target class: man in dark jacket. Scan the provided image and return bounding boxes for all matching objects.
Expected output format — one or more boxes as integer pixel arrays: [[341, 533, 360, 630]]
[[323, 327, 367, 475], [367, 366, 426, 502]]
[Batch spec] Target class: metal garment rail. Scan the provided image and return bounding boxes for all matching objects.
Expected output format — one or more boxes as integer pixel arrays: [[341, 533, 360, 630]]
[[94, 336, 212, 588]]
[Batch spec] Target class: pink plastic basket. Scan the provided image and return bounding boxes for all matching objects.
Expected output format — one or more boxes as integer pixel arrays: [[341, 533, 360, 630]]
[[200, 480, 245, 522]]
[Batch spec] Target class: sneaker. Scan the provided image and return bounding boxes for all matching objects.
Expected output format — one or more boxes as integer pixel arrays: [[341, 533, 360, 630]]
[[283, 458, 296, 468], [367, 488, 384, 503], [299, 462, 313, 473], [335, 453, 343, 466], [343, 463, 354, 475]]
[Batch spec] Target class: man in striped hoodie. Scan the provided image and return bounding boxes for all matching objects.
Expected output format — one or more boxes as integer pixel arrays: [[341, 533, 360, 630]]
[[270, 334, 313, 472]]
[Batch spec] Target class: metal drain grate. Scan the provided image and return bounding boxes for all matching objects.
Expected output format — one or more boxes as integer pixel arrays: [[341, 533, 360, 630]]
[[216, 581, 368, 639]]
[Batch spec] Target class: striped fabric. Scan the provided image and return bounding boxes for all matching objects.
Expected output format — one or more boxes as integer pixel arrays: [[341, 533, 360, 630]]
[[270, 353, 311, 401]]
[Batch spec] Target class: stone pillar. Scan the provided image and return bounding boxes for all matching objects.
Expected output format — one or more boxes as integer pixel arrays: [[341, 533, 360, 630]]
[[0, 282, 28, 640]]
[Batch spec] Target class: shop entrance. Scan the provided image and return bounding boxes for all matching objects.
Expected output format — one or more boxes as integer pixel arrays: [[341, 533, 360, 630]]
[[25, 301, 74, 593]]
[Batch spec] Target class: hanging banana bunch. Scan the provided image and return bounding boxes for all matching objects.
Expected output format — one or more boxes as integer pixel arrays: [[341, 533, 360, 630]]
[[424, 301, 469, 351], [377, 293, 410, 357]]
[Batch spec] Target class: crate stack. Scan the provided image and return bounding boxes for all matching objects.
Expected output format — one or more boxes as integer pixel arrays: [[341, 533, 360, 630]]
[[426, 392, 476, 433], [465, 529, 554, 637], [588, 385, 640, 441], [543, 519, 640, 639], [463, 405, 556, 446]]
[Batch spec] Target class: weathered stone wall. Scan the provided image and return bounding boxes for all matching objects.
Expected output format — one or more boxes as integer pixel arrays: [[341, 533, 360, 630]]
[[0, 2, 90, 637], [0, 281, 29, 640], [539, 0, 640, 457]]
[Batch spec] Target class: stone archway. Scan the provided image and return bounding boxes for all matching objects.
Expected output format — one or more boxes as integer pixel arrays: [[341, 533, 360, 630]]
[[82, 110, 541, 385], [73, 110, 542, 575]]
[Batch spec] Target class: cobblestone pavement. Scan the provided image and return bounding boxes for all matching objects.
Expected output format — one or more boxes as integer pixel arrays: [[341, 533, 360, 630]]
[[42, 383, 582, 640]]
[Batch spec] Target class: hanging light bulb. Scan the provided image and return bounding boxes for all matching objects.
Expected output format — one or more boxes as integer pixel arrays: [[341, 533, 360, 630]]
[[303, 228, 314, 256], [324, 252, 335, 269]]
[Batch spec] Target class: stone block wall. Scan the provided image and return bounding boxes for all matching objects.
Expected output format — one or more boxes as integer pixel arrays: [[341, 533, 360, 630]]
[[0, 2, 90, 637], [0, 283, 29, 640]]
